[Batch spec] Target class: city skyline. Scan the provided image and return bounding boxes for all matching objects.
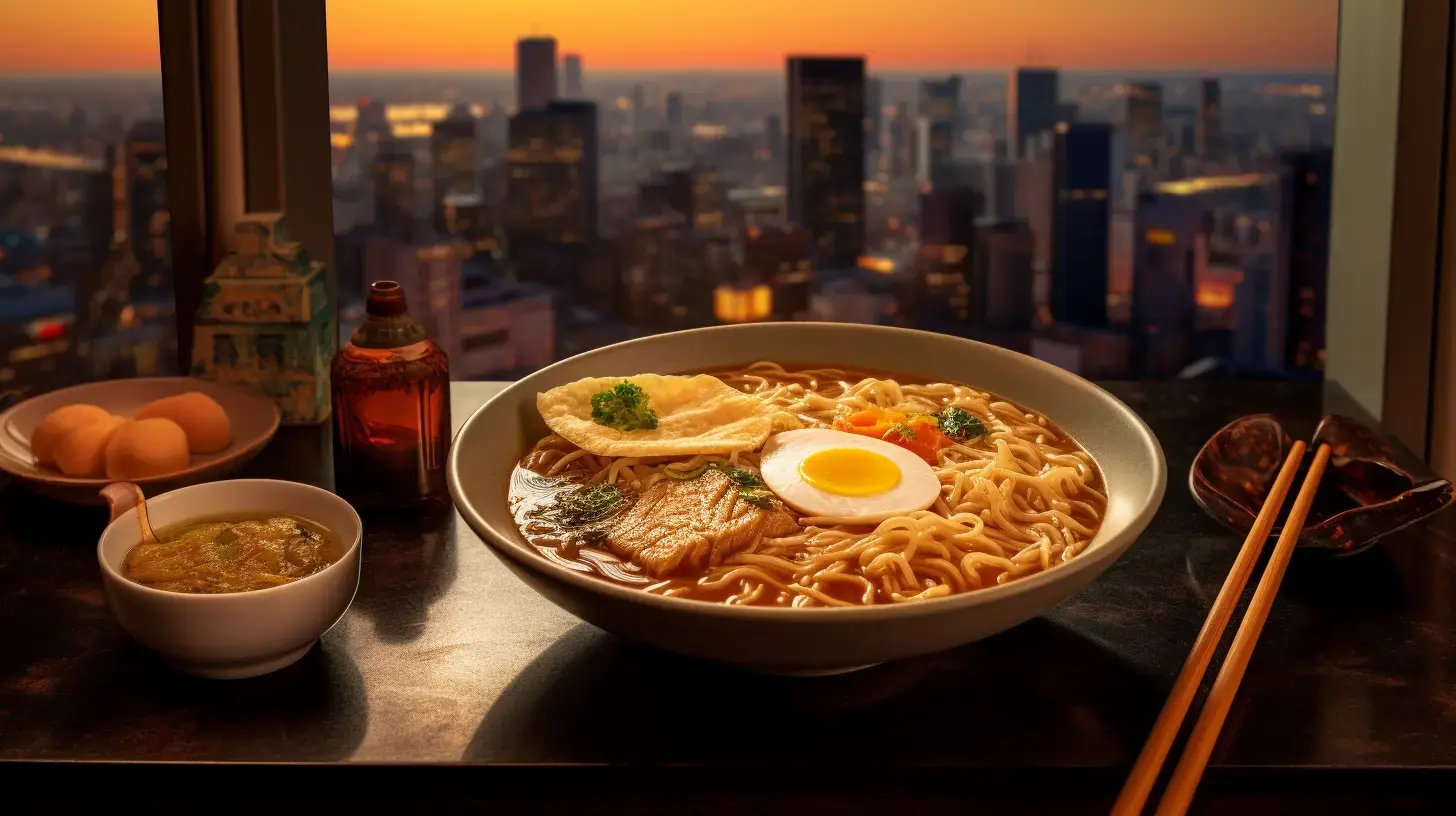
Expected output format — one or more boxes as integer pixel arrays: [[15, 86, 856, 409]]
[[4, 0, 1338, 74]]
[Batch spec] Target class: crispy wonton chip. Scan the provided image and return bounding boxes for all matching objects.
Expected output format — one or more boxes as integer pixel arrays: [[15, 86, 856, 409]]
[[537, 374, 773, 457]]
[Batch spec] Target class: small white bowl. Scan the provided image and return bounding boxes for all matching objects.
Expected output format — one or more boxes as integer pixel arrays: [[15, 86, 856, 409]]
[[97, 479, 362, 679]]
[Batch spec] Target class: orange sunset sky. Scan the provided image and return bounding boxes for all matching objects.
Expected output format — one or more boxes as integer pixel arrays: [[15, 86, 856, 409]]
[[2, 0, 1338, 74]]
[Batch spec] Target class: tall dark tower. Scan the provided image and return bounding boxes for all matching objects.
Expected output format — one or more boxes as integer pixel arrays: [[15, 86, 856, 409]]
[[1278, 148, 1332, 371], [1008, 67, 1058, 161], [122, 120, 167, 274], [429, 104, 477, 232], [786, 56, 865, 269], [372, 142, 417, 235], [562, 53, 583, 97], [1049, 122, 1112, 328], [505, 100, 598, 246], [1197, 77, 1222, 156], [1126, 81, 1163, 155], [516, 36, 558, 111]]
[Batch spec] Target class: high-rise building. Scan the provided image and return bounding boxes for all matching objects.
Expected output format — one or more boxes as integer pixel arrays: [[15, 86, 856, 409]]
[[666, 92, 683, 128], [1008, 68, 1058, 161], [1015, 132, 1055, 280], [765, 114, 783, 163], [372, 143, 417, 235], [918, 76, 962, 185], [787, 56, 866, 268], [562, 53, 583, 97], [505, 100, 598, 246], [1197, 77, 1222, 157], [515, 36, 558, 111], [866, 77, 883, 155], [631, 84, 646, 132], [1132, 191, 1202, 376], [1126, 81, 1164, 156], [888, 103, 915, 178], [353, 98, 391, 147], [1277, 148, 1332, 371], [914, 186, 980, 321], [1050, 122, 1112, 328], [123, 120, 167, 274], [972, 218, 1036, 331], [429, 104, 477, 232]]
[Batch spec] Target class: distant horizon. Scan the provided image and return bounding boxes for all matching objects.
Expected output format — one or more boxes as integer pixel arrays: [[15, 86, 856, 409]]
[[6, 0, 1337, 74], [0, 66, 1339, 82]]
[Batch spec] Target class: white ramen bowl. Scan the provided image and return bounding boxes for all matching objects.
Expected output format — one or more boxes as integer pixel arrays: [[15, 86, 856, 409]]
[[98, 479, 363, 679], [448, 324, 1166, 673]]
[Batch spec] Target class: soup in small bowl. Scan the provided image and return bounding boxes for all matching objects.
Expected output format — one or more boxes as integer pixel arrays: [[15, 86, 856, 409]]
[[98, 479, 363, 679]]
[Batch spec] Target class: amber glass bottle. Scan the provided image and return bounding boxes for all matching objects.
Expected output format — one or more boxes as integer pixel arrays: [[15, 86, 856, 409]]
[[331, 281, 451, 508]]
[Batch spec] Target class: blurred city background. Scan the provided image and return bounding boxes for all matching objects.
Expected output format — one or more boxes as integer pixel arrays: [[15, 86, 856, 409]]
[[0, 0, 1338, 406]]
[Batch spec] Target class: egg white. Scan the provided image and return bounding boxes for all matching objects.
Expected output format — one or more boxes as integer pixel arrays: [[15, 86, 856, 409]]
[[759, 428, 942, 521]]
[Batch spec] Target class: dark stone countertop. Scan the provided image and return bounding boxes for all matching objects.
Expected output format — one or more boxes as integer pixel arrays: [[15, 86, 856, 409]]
[[2, 380, 1455, 812]]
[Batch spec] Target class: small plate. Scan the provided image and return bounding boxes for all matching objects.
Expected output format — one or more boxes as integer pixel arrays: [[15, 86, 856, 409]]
[[1190, 413, 1453, 555], [0, 377, 280, 504]]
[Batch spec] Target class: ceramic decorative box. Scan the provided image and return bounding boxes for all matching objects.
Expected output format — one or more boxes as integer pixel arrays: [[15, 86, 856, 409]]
[[191, 213, 335, 424]]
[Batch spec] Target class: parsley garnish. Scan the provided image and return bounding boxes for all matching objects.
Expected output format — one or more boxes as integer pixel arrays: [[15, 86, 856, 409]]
[[590, 381, 660, 431], [934, 407, 988, 442]]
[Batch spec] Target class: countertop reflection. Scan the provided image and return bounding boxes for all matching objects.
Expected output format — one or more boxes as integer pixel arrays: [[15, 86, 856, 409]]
[[3, 381, 1455, 801]]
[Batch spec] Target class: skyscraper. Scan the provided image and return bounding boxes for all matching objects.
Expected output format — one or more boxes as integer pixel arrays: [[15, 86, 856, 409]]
[[867, 77, 883, 155], [666, 92, 683, 128], [429, 104, 477, 232], [914, 186, 980, 322], [972, 218, 1036, 331], [1050, 122, 1112, 328], [505, 100, 598, 246], [122, 120, 168, 276], [787, 56, 866, 269], [918, 76, 962, 185], [1132, 191, 1202, 376], [562, 53, 583, 97], [515, 37, 558, 111], [631, 84, 646, 133], [1197, 77, 1222, 156], [1126, 81, 1164, 156], [372, 142, 417, 235], [1277, 148, 1332, 371], [1008, 68, 1058, 161], [765, 114, 783, 163]]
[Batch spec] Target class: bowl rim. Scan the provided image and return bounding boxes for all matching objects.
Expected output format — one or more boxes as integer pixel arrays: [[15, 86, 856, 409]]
[[449, 323, 1167, 622], [97, 478, 363, 601], [0, 376, 281, 487]]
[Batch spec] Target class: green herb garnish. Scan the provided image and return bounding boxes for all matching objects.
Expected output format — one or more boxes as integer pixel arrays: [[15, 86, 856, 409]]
[[711, 462, 763, 487], [934, 407, 988, 443], [552, 483, 628, 526], [737, 487, 775, 508], [889, 422, 918, 440], [590, 381, 659, 431]]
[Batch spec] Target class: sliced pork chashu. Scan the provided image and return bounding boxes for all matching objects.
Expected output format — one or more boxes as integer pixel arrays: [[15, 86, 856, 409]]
[[606, 469, 799, 578]]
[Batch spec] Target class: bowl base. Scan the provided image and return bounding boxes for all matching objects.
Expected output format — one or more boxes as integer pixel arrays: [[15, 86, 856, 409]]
[[742, 662, 881, 677], [166, 640, 316, 680]]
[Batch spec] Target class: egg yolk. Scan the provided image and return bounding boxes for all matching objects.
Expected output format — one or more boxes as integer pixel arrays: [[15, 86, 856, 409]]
[[798, 447, 902, 497]]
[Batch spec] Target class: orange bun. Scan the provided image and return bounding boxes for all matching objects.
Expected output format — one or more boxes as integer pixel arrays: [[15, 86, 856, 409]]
[[135, 392, 233, 454], [53, 414, 128, 477], [31, 404, 114, 465], [105, 418, 191, 481]]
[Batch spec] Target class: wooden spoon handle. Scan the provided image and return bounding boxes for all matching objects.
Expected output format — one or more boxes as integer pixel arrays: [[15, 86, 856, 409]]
[[100, 482, 160, 544]]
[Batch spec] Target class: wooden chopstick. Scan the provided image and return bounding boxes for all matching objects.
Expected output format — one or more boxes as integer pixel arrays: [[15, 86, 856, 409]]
[[1152, 442, 1333, 816], [1110, 440, 1310, 816]]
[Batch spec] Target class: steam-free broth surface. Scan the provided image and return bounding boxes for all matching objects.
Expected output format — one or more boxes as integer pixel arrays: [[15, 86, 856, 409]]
[[124, 512, 342, 594], [511, 363, 1107, 608]]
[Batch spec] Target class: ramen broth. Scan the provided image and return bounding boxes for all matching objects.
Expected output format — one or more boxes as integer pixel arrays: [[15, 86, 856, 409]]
[[123, 512, 342, 594], [511, 363, 1107, 608]]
